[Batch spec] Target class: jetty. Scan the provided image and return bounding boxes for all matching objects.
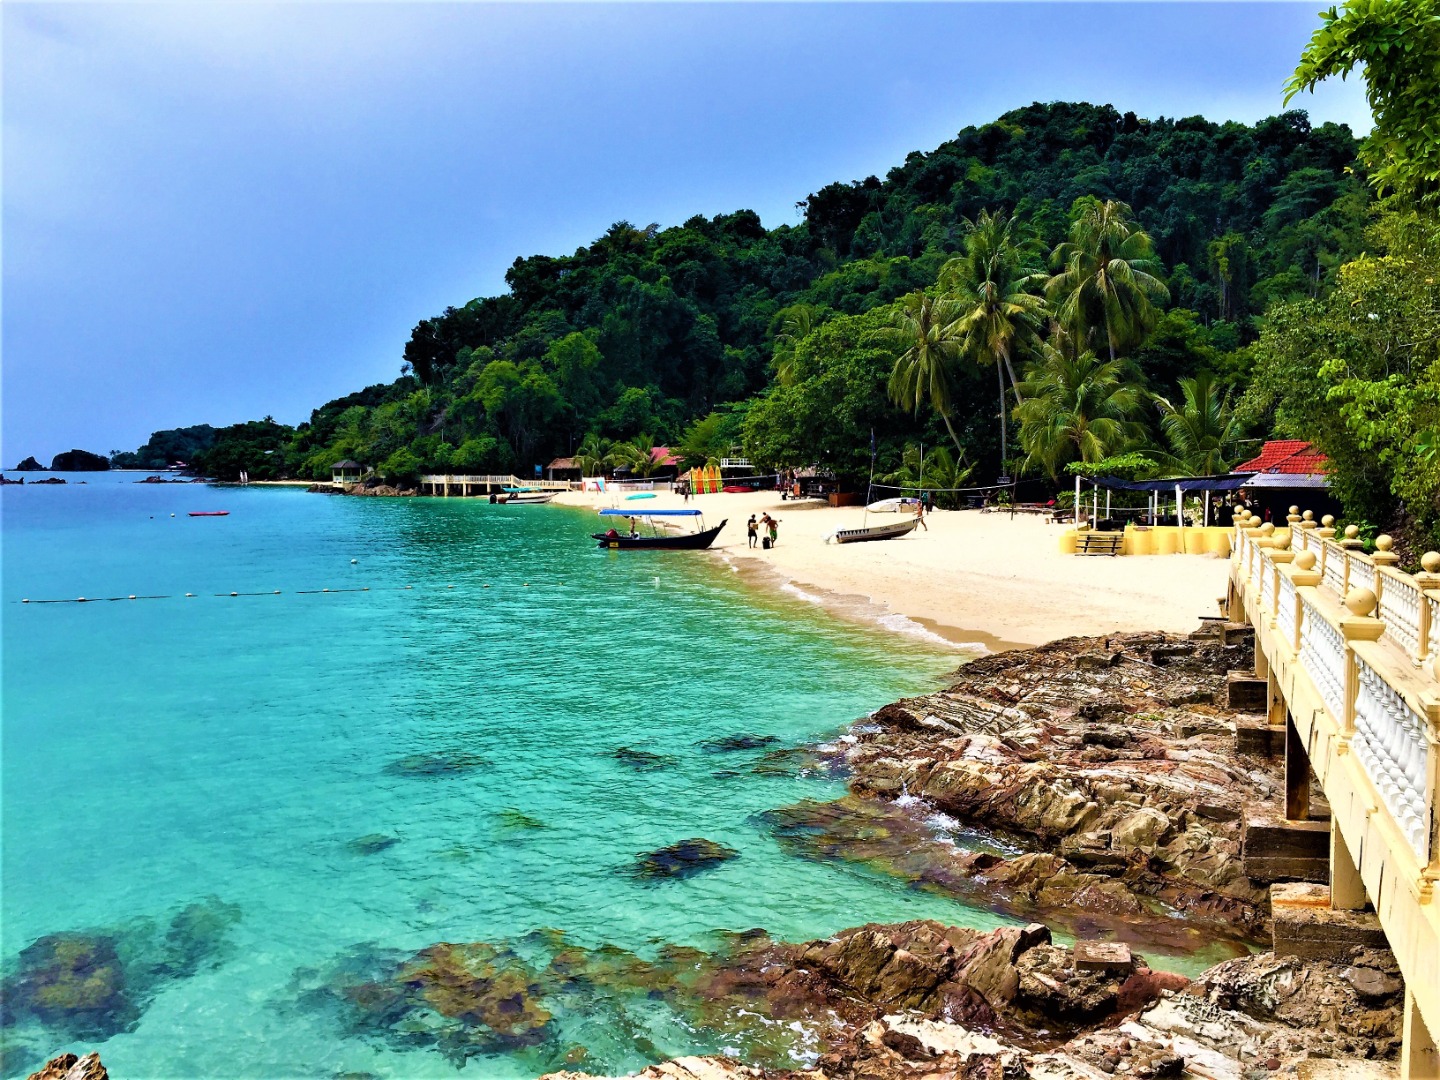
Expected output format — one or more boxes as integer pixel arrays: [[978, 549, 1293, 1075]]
[[1228, 507, 1440, 1079]]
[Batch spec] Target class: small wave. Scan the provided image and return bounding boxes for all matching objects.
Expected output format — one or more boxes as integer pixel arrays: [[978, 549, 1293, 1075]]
[[779, 581, 824, 604], [875, 612, 976, 651]]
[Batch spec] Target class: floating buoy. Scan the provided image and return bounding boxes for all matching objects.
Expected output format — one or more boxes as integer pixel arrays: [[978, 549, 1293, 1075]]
[[170, 513, 176, 517], [78, 597, 85, 602], [186, 592, 195, 598], [230, 591, 238, 597], [129, 595, 137, 600], [273, 589, 281, 594], [22, 598, 30, 604], [362, 587, 369, 591], [522, 583, 530, 587], [351, 559, 358, 564], [447, 584, 454, 589], [322, 588, 330, 593], [405, 585, 413, 590], [482, 584, 491, 589]]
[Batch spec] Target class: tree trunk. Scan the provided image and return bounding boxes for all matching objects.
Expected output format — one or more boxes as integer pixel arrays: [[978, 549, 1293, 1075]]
[[996, 362, 1008, 477], [942, 413, 966, 459], [1000, 345, 1025, 403]]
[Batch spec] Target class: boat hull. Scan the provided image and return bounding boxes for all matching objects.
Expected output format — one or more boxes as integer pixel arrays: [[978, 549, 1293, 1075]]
[[831, 518, 918, 544], [593, 520, 727, 550], [498, 492, 557, 504]]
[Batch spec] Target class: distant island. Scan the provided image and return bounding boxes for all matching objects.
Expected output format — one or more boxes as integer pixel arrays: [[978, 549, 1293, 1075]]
[[12, 450, 110, 472]]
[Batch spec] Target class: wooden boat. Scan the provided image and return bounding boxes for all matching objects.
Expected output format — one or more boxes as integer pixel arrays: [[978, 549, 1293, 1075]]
[[188, 510, 230, 517], [829, 518, 918, 544], [592, 509, 727, 550]]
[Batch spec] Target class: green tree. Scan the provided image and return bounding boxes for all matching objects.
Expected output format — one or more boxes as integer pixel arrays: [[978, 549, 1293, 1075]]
[[1014, 345, 1146, 479], [1286, 0, 1440, 207], [1154, 372, 1244, 475], [872, 291, 968, 454], [1047, 199, 1170, 362], [941, 209, 1048, 473], [572, 432, 612, 477]]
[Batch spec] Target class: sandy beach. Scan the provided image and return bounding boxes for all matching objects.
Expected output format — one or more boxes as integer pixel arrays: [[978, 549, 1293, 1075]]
[[555, 487, 1229, 651]]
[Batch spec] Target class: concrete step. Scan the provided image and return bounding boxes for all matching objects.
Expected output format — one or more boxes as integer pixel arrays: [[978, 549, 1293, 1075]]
[[1243, 817, 1330, 883], [1235, 716, 1284, 757], [1225, 671, 1268, 711], [1272, 882, 1388, 961]]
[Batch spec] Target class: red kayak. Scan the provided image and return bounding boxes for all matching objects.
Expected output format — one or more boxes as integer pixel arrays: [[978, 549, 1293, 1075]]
[[188, 511, 230, 517]]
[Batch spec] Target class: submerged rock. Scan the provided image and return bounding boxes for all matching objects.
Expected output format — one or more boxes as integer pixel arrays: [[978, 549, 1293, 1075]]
[[1, 897, 242, 1042], [699, 734, 780, 754], [295, 940, 552, 1064], [632, 839, 739, 880], [610, 747, 675, 771], [347, 834, 400, 855], [495, 808, 547, 830], [384, 751, 489, 777], [1, 933, 137, 1041]]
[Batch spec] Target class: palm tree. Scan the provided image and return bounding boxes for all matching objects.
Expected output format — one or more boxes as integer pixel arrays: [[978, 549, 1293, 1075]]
[[1047, 200, 1169, 362], [573, 432, 611, 477], [607, 432, 663, 477], [878, 443, 976, 509], [940, 210, 1047, 475], [1013, 344, 1146, 480], [769, 303, 824, 387], [872, 291, 968, 455], [1154, 373, 1242, 475]]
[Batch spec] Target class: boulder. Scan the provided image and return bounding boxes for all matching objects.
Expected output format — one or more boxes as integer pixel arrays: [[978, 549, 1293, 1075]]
[[49, 450, 109, 471], [26, 1053, 108, 1080], [633, 838, 738, 879]]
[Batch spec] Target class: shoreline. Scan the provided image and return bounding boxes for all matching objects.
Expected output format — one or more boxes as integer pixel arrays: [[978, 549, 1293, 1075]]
[[553, 487, 1230, 654]]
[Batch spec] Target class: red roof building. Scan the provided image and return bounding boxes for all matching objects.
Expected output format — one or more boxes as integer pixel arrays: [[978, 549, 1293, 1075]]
[[1236, 440, 1329, 476]]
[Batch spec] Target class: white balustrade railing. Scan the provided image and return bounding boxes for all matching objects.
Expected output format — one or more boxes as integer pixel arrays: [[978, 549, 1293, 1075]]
[[1278, 571, 1298, 648], [1322, 540, 1347, 596], [1352, 652, 1432, 865], [1261, 551, 1277, 614], [1350, 554, 1378, 597], [1299, 593, 1347, 724], [1377, 568, 1426, 665]]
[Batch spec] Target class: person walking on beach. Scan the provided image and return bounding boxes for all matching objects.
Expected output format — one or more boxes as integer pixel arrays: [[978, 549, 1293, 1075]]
[[746, 515, 759, 548], [765, 514, 779, 547], [914, 498, 928, 531]]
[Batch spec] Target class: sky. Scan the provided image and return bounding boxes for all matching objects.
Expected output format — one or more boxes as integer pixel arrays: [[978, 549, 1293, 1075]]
[[2, 2, 1371, 465]]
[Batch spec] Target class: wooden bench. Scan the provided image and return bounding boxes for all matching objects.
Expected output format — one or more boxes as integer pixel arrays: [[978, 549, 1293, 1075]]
[[1076, 531, 1124, 556]]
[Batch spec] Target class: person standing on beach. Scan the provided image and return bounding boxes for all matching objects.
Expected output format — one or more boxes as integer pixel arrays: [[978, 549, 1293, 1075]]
[[766, 515, 779, 546], [915, 499, 927, 531], [746, 515, 758, 548]]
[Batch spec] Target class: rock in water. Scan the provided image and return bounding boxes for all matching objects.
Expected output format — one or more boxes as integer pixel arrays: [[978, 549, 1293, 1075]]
[[2, 933, 138, 1040], [700, 734, 781, 753], [633, 839, 739, 879], [26, 1053, 108, 1080], [611, 747, 675, 771], [347, 834, 400, 855], [48, 450, 109, 471], [384, 751, 489, 777], [14, 456, 44, 471]]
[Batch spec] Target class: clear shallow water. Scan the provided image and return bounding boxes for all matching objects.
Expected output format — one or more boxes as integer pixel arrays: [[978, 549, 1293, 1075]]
[[2, 476, 1002, 1079]]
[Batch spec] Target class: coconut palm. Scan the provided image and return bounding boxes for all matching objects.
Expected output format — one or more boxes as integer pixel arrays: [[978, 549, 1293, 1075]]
[[1047, 200, 1169, 362], [940, 210, 1047, 475], [769, 303, 825, 387], [607, 432, 664, 477], [878, 443, 976, 509], [1014, 344, 1146, 480], [573, 432, 612, 477], [1154, 373, 1243, 475], [872, 291, 968, 455]]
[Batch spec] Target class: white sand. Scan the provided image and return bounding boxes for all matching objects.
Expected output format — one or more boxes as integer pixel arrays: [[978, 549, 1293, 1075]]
[[554, 488, 1229, 652]]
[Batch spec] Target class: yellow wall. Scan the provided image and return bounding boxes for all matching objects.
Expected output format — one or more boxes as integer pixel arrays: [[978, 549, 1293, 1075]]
[[1058, 525, 1233, 556]]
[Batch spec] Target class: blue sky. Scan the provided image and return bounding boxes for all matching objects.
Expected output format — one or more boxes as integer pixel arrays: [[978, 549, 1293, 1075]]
[[3, 2, 1370, 464]]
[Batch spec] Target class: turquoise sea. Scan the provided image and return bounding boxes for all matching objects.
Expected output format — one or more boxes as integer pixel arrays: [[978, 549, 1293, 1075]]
[[2, 475, 1000, 1079]]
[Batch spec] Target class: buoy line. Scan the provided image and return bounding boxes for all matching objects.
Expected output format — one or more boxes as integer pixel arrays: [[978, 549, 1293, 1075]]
[[14, 581, 570, 605]]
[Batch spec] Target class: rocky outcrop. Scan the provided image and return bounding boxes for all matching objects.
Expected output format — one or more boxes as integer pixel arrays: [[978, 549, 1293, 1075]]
[[48, 450, 109, 471], [633, 839, 739, 879], [537, 934, 1403, 1080], [791, 632, 1277, 946], [26, 1053, 108, 1080], [14, 456, 44, 471]]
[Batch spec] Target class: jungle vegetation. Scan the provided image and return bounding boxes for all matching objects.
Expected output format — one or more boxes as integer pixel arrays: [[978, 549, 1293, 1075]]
[[117, 0, 1440, 551]]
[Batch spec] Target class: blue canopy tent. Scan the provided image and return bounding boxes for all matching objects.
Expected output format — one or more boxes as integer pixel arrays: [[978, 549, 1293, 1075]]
[[1074, 473, 1255, 528]]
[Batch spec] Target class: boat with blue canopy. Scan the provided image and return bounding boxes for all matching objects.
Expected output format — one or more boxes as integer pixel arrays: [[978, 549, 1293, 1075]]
[[593, 508, 727, 550]]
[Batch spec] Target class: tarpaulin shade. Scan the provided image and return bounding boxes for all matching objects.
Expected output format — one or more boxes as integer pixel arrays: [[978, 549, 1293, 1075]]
[[1089, 474, 1253, 493]]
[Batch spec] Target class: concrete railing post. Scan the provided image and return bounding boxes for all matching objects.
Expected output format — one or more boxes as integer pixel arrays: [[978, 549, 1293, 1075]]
[[1340, 588, 1386, 748]]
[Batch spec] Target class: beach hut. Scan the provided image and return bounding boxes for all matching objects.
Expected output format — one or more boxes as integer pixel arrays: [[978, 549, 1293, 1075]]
[[546, 456, 580, 483], [1232, 441, 1337, 524], [331, 460, 364, 487]]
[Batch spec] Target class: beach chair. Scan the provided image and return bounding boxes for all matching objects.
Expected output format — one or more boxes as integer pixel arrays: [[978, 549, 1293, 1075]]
[[1075, 531, 1124, 556]]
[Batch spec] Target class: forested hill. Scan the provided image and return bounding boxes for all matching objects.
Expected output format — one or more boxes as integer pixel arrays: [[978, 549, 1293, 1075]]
[[123, 101, 1367, 487]]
